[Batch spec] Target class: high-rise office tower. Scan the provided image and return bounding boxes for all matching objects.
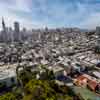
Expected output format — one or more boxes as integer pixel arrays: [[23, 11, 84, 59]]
[[8, 27, 13, 42], [1, 17, 8, 42], [45, 27, 48, 32], [2, 17, 6, 32], [14, 22, 20, 33], [14, 21, 21, 42]]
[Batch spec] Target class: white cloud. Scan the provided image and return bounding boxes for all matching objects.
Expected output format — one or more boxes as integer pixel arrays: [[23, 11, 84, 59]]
[[80, 13, 100, 29], [12, 0, 32, 12], [0, 0, 34, 30], [0, 0, 100, 30]]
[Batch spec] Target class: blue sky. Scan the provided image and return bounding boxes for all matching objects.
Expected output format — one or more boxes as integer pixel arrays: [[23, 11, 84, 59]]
[[0, 0, 100, 30]]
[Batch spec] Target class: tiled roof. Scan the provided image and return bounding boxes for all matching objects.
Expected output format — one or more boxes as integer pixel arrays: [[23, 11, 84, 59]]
[[88, 80, 98, 91], [76, 75, 88, 81]]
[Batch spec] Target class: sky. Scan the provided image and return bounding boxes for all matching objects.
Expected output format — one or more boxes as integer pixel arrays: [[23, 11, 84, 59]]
[[0, 0, 100, 30]]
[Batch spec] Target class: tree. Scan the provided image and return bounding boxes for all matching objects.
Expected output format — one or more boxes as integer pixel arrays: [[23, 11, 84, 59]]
[[0, 82, 6, 92], [0, 92, 16, 100], [23, 79, 74, 100], [24, 80, 56, 100], [12, 87, 23, 100], [16, 64, 28, 96], [95, 46, 100, 54], [39, 65, 55, 80], [15, 64, 81, 100]]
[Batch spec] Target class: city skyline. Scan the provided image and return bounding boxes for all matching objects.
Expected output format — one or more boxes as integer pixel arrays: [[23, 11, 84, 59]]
[[0, 0, 100, 30]]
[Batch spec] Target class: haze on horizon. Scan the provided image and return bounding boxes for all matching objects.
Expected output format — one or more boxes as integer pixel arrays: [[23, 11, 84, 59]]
[[0, 0, 100, 30]]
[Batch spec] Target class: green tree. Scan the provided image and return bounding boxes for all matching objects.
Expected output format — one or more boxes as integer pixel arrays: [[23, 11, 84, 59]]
[[0, 92, 16, 100], [95, 46, 100, 54], [24, 80, 56, 99], [39, 65, 55, 80], [23, 79, 74, 100], [0, 82, 6, 92]]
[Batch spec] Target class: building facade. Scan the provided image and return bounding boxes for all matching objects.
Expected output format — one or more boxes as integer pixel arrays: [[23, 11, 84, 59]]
[[14, 21, 21, 42]]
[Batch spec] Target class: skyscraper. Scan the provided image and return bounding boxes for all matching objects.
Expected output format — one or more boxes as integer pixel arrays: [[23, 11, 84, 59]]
[[1, 17, 8, 42], [8, 27, 13, 42], [14, 21, 21, 42], [2, 17, 6, 32], [14, 22, 20, 33]]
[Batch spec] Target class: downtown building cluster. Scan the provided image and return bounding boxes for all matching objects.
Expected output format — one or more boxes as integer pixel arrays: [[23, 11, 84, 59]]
[[0, 17, 28, 43]]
